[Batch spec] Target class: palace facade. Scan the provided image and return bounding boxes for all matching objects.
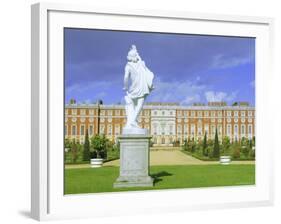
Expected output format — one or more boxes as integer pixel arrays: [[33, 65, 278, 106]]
[[65, 101, 255, 146]]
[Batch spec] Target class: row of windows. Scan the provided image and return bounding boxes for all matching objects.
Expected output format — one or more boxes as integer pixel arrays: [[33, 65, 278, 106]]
[[67, 124, 253, 137], [153, 137, 174, 145], [66, 109, 150, 116], [151, 110, 254, 117], [65, 117, 150, 124], [66, 124, 151, 136], [65, 124, 122, 136], [152, 123, 175, 135], [66, 108, 254, 117], [176, 118, 253, 123], [152, 110, 174, 116], [175, 124, 253, 136], [176, 110, 253, 117], [66, 117, 253, 125]]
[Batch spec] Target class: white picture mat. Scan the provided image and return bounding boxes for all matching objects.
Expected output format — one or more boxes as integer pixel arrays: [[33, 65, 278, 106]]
[[33, 3, 273, 220]]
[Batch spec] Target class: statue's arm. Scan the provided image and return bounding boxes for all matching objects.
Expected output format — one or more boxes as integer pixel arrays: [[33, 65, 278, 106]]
[[123, 65, 130, 91]]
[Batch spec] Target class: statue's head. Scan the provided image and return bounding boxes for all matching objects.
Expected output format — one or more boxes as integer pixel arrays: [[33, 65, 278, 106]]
[[127, 45, 139, 62]]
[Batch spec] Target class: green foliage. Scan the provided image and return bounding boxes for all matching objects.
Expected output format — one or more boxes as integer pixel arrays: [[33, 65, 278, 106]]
[[207, 146, 213, 158], [249, 139, 253, 149], [249, 149, 255, 159], [213, 128, 220, 158], [205, 139, 213, 158], [222, 136, 231, 156], [232, 147, 241, 159], [106, 142, 120, 161], [180, 133, 254, 161], [183, 139, 188, 151], [64, 138, 72, 149], [90, 134, 108, 158], [202, 132, 208, 156], [252, 136, 255, 148], [149, 139, 154, 147], [240, 137, 250, 157], [241, 146, 250, 157], [83, 130, 90, 161], [207, 139, 214, 147], [240, 137, 247, 146], [183, 138, 192, 152], [70, 139, 79, 163], [64, 135, 120, 164], [173, 140, 180, 147], [191, 143, 196, 153]]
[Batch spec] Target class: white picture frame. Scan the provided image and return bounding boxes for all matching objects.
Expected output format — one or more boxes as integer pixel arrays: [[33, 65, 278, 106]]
[[31, 2, 274, 221]]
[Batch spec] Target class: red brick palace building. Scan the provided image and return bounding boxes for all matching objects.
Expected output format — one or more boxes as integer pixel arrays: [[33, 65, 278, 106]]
[[65, 101, 255, 146]]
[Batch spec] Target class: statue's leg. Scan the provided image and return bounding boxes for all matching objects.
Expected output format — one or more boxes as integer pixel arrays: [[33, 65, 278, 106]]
[[124, 95, 134, 128], [132, 97, 145, 127]]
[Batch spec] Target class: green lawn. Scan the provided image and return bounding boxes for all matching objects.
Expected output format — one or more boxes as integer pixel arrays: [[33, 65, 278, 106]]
[[64, 164, 255, 194]]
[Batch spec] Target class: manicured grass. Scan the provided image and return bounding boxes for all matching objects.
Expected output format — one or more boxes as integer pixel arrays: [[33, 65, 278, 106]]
[[64, 164, 255, 194]]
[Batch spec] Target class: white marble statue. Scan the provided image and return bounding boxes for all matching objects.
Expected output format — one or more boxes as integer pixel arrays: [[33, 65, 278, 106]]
[[123, 45, 154, 134]]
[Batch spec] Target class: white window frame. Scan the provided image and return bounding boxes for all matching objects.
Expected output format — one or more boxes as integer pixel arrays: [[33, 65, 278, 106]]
[[88, 125, 93, 136], [80, 125, 85, 136], [71, 125, 76, 136], [80, 109, 86, 115], [227, 124, 232, 136]]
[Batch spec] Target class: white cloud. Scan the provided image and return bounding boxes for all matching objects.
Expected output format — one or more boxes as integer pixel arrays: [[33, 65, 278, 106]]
[[148, 77, 206, 105], [205, 90, 238, 102], [181, 94, 201, 105], [66, 81, 112, 103], [66, 81, 111, 94], [205, 91, 226, 102], [211, 54, 252, 69]]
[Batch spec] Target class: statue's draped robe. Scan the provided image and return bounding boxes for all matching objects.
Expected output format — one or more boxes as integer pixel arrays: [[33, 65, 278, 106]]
[[126, 60, 154, 99]]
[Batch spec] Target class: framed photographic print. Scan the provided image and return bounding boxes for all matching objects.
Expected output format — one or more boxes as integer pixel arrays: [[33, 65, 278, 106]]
[[31, 2, 274, 221]]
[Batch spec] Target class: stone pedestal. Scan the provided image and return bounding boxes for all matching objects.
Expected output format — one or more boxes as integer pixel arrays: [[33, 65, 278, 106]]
[[113, 134, 154, 188]]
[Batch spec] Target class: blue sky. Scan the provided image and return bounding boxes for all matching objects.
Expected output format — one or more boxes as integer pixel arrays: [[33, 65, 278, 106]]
[[65, 28, 255, 106]]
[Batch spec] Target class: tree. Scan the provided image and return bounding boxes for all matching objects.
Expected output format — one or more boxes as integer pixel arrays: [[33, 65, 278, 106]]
[[191, 137, 196, 153], [202, 132, 208, 156], [222, 136, 231, 155], [240, 137, 247, 146], [241, 137, 250, 158], [206, 139, 213, 157], [213, 128, 220, 158], [83, 129, 90, 161], [71, 139, 78, 163], [183, 139, 188, 151], [232, 147, 240, 159], [249, 138, 253, 149], [90, 134, 108, 158], [252, 136, 255, 147], [64, 138, 71, 149]]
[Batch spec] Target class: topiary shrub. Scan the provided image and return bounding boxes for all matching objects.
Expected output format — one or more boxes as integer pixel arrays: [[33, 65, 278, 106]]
[[232, 148, 241, 159], [241, 146, 250, 158], [83, 130, 90, 161], [90, 150, 97, 159], [212, 128, 220, 158], [249, 149, 255, 159], [207, 146, 213, 158]]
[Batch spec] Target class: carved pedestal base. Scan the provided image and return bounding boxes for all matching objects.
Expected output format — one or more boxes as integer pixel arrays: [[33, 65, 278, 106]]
[[113, 134, 154, 188]]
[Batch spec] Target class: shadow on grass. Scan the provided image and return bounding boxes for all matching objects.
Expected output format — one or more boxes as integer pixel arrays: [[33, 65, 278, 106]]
[[151, 171, 173, 184]]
